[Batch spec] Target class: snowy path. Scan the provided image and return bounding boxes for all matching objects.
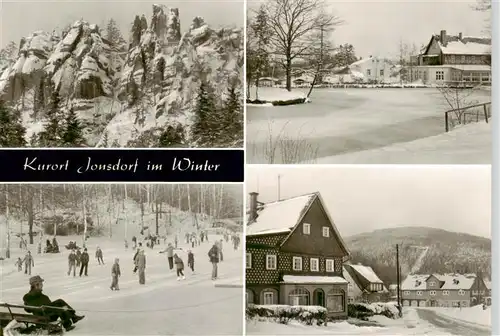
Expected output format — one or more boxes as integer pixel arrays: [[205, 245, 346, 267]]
[[247, 88, 490, 164], [417, 309, 491, 336], [0, 235, 243, 335]]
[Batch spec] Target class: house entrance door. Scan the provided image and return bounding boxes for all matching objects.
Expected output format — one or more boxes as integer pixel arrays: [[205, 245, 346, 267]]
[[313, 289, 325, 307]]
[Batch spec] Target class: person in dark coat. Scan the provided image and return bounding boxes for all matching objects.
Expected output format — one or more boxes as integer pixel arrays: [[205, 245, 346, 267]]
[[52, 237, 59, 252], [76, 248, 82, 267], [23, 275, 85, 331], [68, 250, 77, 277], [23, 251, 34, 275], [110, 258, 121, 290], [208, 243, 219, 280], [136, 250, 146, 285], [133, 243, 142, 273], [159, 243, 175, 270], [174, 254, 185, 280], [187, 250, 195, 272], [132, 236, 137, 249], [95, 247, 104, 265], [79, 248, 89, 276]]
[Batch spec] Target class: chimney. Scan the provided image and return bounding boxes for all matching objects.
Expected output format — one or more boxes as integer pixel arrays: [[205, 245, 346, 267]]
[[458, 32, 463, 40], [248, 192, 259, 222], [440, 30, 447, 46]]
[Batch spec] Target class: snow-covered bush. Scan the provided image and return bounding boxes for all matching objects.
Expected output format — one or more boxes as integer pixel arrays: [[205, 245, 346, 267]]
[[348, 302, 400, 321], [246, 304, 328, 326]]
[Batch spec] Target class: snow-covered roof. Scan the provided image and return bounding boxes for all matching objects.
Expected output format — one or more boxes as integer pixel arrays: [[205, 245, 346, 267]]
[[401, 273, 478, 291], [246, 193, 316, 237], [401, 274, 430, 290], [348, 264, 384, 284], [282, 275, 348, 284], [440, 40, 490, 55]]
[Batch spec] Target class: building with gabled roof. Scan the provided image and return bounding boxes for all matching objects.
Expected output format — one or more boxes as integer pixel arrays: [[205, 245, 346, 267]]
[[412, 29, 491, 85], [245, 192, 350, 319], [343, 263, 388, 303], [401, 273, 489, 307]]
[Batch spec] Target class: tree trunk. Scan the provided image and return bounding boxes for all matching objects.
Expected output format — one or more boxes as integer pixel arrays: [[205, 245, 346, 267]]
[[285, 52, 292, 91], [82, 185, 87, 247], [27, 191, 34, 244], [5, 185, 10, 258], [155, 197, 159, 235]]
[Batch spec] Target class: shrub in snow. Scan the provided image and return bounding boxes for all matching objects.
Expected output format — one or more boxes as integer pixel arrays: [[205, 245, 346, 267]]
[[348, 302, 400, 321], [272, 98, 306, 106], [246, 304, 327, 326]]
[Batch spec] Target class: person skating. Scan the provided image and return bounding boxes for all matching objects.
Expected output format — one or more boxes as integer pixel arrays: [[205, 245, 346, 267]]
[[68, 250, 77, 277], [15, 257, 23, 272], [159, 243, 175, 270], [23, 251, 34, 275], [174, 254, 185, 280], [132, 236, 137, 249], [208, 243, 219, 280], [79, 248, 89, 276], [217, 239, 224, 262], [95, 246, 104, 265], [23, 275, 85, 332], [187, 250, 195, 273], [76, 248, 82, 268], [110, 258, 121, 290], [133, 243, 143, 273], [136, 250, 146, 285], [52, 237, 59, 252]]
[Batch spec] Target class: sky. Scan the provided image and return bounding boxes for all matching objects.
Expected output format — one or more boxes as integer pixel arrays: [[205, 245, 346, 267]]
[[248, 0, 490, 59], [0, 0, 243, 48], [246, 165, 491, 239]]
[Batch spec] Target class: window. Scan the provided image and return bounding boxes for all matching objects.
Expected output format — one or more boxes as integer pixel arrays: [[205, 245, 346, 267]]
[[380, 69, 384, 76], [326, 259, 335, 272], [266, 254, 277, 270], [348, 283, 353, 292], [263, 292, 274, 305], [436, 71, 444, 80], [327, 289, 345, 312], [480, 290, 485, 295], [461, 55, 466, 63], [322, 227, 330, 237], [289, 287, 310, 306], [310, 258, 319, 272], [430, 290, 436, 296], [303, 223, 311, 235], [348, 297, 354, 303], [246, 253, 252, 269], [403, 291, 410, 295], [246, 289, 255, 304], [443, 290, 449, 296], [429, 281, 435, 287], [417, 291, 423, 296], [472, 290, 478, 295], [471, 56, 476, 63], [367, 69, 371, 76], [458, 290, 465, 296], [292, 256, 303, 271], [451, 55, 456, 63]]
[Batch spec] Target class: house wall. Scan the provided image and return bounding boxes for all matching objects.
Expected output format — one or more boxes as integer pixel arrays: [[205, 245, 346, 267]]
[[343, 269, 363, 302], [443, 54, 489, 65], [350, 58, 395, 83], [411, 66, 453, 84]]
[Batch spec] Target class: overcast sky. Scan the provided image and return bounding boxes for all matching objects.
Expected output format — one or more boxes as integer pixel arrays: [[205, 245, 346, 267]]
[[248, 0, 489, 58], [0, 0, 243, 49], [246, 165, 491, 239]]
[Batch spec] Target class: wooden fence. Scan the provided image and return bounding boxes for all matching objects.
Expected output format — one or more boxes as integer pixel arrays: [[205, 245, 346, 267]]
[[444, 102, 491, 132]]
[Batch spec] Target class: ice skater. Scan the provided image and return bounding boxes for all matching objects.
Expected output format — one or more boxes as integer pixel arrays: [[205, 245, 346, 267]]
[[174, 253, 185, 280], [110, 258, 121, 290], [187, 250, 195, 273], [95, 246, 104, 265]]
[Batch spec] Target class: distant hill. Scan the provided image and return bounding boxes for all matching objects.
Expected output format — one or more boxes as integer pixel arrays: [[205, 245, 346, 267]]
[[344, 227, 491, 285]]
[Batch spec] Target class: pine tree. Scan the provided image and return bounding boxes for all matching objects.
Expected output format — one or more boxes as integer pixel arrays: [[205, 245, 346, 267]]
[[159, 125, 185, 147], [62, 108, 86, 146], [106, 19, 126, 49], [191, 81, 218, 147], [102, 131, 109, 147], [220, 87, 243, 146], [0, 100, 27, 147], [38, 89, 63, 146]]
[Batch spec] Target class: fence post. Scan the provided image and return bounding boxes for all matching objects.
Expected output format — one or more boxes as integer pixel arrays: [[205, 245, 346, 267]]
[[445, 112, 449, 132], [483, 104, 489, 123]]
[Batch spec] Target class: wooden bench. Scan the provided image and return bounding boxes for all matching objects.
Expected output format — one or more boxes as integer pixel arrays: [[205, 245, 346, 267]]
[[0, 303, 64, 334]]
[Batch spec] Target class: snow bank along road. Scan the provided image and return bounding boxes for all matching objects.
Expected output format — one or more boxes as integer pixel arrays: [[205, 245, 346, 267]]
[[417, 309, 491, 335], [0, 235, 243, 335]]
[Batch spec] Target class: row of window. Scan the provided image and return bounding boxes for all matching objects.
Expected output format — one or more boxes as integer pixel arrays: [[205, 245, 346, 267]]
[[403, 289, 471, 296], [246, 252, 336, 272], [366, 69, 384, 76], [445, 55, 488, 65], [302, 223, 330, 237]]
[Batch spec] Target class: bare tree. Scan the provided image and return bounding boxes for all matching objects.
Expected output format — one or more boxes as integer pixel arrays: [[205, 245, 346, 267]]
[[266, 0, 342, 91]]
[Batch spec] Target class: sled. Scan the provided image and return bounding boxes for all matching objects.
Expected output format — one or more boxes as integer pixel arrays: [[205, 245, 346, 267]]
[[0, 303, 65, 335]]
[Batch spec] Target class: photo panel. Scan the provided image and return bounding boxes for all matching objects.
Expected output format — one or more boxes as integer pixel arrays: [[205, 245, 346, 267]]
[[0, 183, 244, 335], [0, 1, 243, 148], [245, 0, 491, 164], [245, 165, 491, 335]]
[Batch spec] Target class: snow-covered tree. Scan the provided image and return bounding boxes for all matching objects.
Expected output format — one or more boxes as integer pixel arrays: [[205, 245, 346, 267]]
[[0, 100, 27, 147], [62, 108, 86, 146], [191, 81, 218, 147], [219, 86, 243, 146], [37, 89, 64, 146]]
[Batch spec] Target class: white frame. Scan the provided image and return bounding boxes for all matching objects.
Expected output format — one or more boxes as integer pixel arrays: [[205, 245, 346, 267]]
[[325, 259, 335, 272], [310, 258, 319, 272], [417, 291, 423, 296], [302, 223, 311, 235], [322, 226, 330, 237], [458, 289, 465, 296], [292, 256, 303, 271], [266, 254, 277, 270], [403, 291, 410, 295], [430, 290, 436, 296], [246, 253, 252, 269]]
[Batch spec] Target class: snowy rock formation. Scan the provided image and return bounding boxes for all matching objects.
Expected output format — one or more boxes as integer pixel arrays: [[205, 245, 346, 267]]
[[0, 4, 243, 147]]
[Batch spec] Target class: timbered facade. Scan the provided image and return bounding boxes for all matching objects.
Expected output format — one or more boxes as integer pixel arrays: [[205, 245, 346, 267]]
[[245, 192, 350, 319]]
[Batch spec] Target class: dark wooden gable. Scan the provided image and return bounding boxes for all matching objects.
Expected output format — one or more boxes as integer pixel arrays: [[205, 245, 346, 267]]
[[280, 194, 349, 257]]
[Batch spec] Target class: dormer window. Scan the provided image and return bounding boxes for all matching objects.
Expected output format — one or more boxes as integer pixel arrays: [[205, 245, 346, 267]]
[[303, 223, 311, 235], [322, 227, 330, 237]]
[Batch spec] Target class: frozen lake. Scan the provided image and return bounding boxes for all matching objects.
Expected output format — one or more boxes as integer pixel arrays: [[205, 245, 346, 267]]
[[246, 88, 491, 164]]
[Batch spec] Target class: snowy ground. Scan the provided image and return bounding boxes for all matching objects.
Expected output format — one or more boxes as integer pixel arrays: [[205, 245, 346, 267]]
[[422, 306, 491, 327], [246, 308, 456, 335], [246, 87, 491, 164], [0, 234, 243, 335]]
